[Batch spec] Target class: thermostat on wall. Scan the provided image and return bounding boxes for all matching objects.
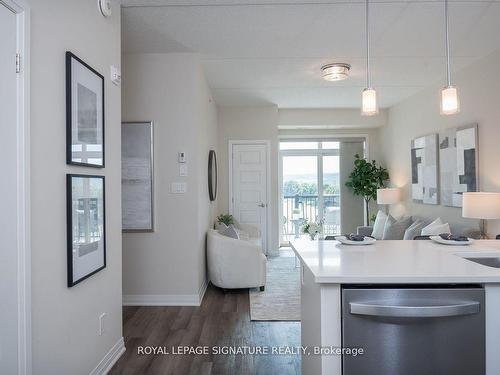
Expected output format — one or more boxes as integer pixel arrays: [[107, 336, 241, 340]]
[[178, 152, 187, 163], [98, 0, 112, 18]]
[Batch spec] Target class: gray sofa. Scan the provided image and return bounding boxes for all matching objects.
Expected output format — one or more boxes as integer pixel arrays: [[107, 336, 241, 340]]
[[357, 215, 481, 240]]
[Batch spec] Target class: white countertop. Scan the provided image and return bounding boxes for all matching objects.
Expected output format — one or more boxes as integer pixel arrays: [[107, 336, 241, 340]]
[[290, 238, 500, 283]]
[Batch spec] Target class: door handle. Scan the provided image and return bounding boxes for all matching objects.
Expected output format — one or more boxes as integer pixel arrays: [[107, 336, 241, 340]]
[[349, 301, 480, 318], [258, 203, 266, 208]]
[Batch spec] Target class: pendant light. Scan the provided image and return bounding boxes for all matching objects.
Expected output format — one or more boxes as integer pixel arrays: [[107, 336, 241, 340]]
[[441, 0, 459, 115], [362, 0, 378, 116]]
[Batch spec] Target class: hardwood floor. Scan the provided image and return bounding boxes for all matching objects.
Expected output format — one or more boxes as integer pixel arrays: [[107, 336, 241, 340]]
[[110, 285, 301, 375]]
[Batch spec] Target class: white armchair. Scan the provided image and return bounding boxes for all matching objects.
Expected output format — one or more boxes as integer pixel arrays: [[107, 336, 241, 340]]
[[207, 229, 266, 291]]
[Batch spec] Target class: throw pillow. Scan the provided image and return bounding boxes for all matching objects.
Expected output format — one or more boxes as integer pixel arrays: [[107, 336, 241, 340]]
[[403, 220, 424, 240], [220, 225, 240, 239], [424, 217, 442, 228], [421, 222, 451, 236], [217, 222, 229, 234], [230, 224, 250, 241], [382, 215, 412, 240], [372, 210, 388, 240], [421, 217, 443, 236]]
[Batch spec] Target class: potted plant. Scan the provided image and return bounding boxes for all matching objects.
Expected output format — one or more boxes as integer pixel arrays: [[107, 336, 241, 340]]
[[345, 154, 389, 225], [301, 219, 323, 240], [216, 214, 234, 227]]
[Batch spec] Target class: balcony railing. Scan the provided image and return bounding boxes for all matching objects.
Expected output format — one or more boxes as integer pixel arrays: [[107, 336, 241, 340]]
[[282, 194, 341, 240]]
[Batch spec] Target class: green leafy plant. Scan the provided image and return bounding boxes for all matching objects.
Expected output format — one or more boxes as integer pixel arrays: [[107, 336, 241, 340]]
[[217, 214, 234, 226], [345, 154, 389, 224]]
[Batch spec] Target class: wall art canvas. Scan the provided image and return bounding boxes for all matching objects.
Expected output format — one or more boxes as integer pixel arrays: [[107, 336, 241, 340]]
[[67, 174, 106, 287], [121, 122, 154, 232], [439, 124, 478, 207], [66, 51, 105, 167], [411, 134, 439, 204]]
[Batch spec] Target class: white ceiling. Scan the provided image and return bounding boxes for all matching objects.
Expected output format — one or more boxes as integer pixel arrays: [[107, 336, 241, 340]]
[[121, 0, 500, 108]]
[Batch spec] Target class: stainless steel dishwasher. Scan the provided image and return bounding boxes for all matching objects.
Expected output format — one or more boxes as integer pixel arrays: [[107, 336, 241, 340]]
[[342, 286, 485, 375]]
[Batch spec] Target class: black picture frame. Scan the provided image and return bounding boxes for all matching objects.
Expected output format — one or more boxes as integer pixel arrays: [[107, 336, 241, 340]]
[[208, 150, 217, 201], [66, 51, 105, 168], [67, 174, 106, 287]]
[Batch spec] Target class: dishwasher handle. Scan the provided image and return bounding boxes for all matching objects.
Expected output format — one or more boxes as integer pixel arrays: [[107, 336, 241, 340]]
[[349, 301, 480, 318]]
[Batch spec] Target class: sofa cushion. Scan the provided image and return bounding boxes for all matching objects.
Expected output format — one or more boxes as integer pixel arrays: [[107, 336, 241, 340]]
[[403, 220, 424, 240], [382, 215, 412, 240], [372, 210, 388, 240], [421, 218, 451, 236]]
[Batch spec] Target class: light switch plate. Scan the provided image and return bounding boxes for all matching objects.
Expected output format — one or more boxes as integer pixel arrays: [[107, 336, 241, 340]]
[[110, 65, 121, 86], [171, 182, 187, 194], [179, 164, 188, 176]]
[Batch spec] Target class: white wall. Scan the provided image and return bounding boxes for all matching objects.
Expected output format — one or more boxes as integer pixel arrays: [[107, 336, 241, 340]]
[[29, 0, 123, 373], [122, 53, 217, 303], [217, 106, 280, 255], [195, 63, 219, 291], [278, 108, 388, 130], [378, 48, 500, 236]]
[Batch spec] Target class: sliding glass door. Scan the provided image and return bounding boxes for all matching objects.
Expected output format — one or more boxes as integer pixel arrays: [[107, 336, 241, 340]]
[[282, 155, 319, 241], [279, 139, 364, 242]]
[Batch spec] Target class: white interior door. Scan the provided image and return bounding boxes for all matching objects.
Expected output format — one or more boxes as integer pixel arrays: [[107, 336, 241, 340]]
[[0, 3, 20, 373], [231, 143, 268, 252]]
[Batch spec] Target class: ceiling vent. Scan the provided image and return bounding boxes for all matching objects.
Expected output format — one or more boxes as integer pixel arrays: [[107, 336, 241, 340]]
[[321, 63, 351, 81]]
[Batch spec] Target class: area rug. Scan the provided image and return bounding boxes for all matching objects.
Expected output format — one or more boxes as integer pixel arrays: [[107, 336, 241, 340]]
[[249, 256, 300, 321]]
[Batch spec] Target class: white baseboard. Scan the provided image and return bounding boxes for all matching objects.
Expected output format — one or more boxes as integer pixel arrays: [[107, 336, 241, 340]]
[[89, 337, 125, 375], [123, 279, 208, 307]]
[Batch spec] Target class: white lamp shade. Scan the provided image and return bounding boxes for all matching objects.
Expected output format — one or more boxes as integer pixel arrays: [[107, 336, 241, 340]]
[[361, 88, 378, 116], [462, 192, 500, 219], [377, 188, 400, 205], [440, 86, 460, 115]]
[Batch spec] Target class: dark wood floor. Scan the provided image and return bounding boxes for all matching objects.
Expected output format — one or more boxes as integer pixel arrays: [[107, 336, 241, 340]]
[[110, 285, 301, 375]]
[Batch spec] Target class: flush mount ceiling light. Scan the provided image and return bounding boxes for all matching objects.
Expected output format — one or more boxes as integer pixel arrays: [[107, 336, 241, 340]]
[[361, 0, 378, 116], [441, 0, 459, 115], [321, 63, 351, 81]]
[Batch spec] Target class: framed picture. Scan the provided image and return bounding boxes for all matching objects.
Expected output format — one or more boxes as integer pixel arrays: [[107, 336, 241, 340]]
[[121, 121, 154, 232], [411, 133, 439, 205], [67, 174, 106, 287], [439, 124, 479, 207], [66, 51, 105, 168]]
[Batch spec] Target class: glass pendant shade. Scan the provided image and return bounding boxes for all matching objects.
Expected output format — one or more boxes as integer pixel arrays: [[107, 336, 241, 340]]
[[440, 85, 459, 115], [361, 88, 378, 116]]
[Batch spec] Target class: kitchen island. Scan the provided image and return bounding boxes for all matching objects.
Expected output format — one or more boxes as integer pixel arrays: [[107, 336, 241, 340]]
[[290, 238, 500, 375]]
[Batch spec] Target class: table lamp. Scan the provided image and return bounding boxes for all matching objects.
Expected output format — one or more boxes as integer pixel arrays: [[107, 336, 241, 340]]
[[462, 192, 500, 239], [377, 188, 400, 214]]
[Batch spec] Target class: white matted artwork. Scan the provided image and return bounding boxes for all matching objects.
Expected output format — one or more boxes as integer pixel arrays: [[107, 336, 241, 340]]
[[121, 121, 154, 232], [439, 124, 479, 207], [411, 134, 439, 204], [66, 52, 105, 167], [67, 174, 106, 287]]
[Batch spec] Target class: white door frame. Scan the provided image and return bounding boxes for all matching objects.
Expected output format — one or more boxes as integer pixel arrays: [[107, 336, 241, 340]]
[[228, 140, 271, 253], [2, 0, 31, 373]]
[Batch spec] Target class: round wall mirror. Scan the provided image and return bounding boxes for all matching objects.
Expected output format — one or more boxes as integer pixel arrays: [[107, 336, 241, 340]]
[[208, 150, 217, 201]]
